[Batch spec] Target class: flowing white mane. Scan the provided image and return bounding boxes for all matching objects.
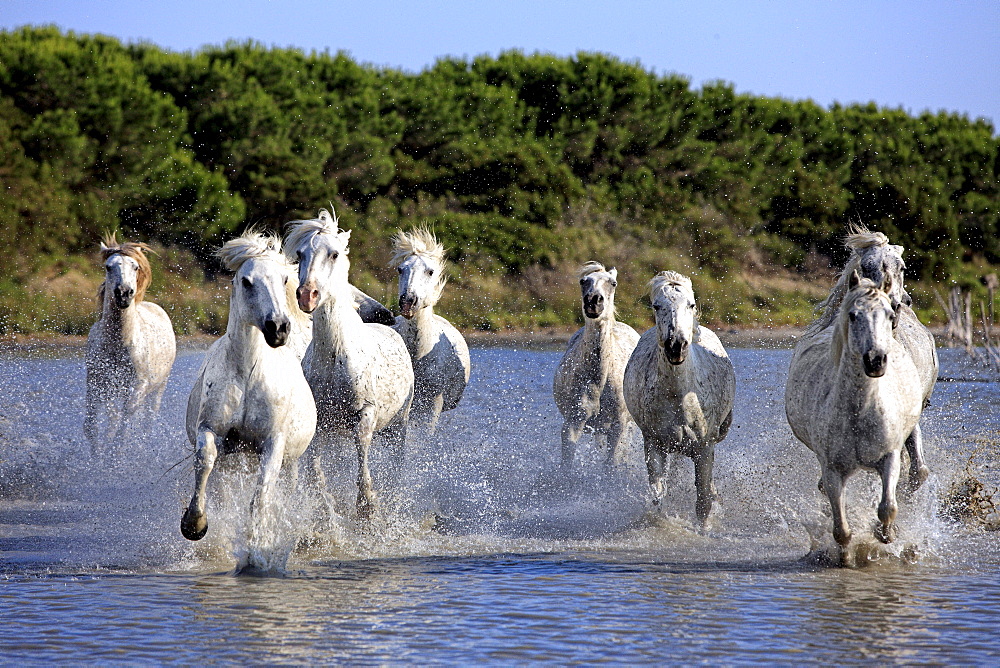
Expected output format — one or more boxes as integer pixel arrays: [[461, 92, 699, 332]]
[[390, 228, 446, 267], [577, 261, 609, 279], [648, 270, 692, 295], [284, 209, 342, 261], [217, 230, 289, 273]]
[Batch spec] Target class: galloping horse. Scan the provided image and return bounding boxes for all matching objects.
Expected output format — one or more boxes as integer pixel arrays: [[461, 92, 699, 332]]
[[553, 262, 640, 468], [390, 229, 470, 434], [812, 226, 938, 489], [285, 210, 414, 519], [84, 234, 175, 451], [786, 271, 923, 564], [624, 271, 735, 527], [181, 231, 316, 548]]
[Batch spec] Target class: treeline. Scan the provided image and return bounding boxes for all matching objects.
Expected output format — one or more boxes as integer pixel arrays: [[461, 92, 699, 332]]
[[1, 26, 998, 334]]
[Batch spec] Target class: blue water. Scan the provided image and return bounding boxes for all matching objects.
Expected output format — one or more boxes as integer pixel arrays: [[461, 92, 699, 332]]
[[1, 341, 999, 663]]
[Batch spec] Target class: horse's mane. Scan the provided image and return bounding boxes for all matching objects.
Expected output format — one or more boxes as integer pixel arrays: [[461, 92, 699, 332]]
[[284, 208, 341, 260], [648, 270, 692, 295], [97, 232, 153, 305], [577, 261, 608, 279], [808, 224, 903, 335], [390, 228, 447, 268], [830, 277, 885, 363], [217, 229, 288, 272]]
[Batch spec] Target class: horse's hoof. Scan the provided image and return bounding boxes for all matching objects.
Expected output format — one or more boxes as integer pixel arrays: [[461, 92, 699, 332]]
[[874, 522, 897, 544], [181, 509, 208, 541]]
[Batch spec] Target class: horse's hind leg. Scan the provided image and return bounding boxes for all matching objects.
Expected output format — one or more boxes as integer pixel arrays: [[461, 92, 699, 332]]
[[181, 428, 218, 541], [875, 449, 901, 544], [903, 424, 930, 493], [84, 382, 100, 451], [693, 447, 717, 529]]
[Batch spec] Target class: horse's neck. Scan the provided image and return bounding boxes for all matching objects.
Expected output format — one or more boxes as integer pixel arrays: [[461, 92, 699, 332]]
[[100, 297, 139, 349], [313, 292, 367, 359], [581, 315, 616, 373], [224, 302, 269, 374], [397, 305, 437, 358]]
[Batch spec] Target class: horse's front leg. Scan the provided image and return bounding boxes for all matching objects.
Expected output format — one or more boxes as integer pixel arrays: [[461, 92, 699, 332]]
[[248, 435, 286, 545], [84, 379, 100, 449], [561, 414, 586, 469], [692, 446, 717, 529], [821, 467, 851, 562], [903, 423, 930, 492], [644, 437, 667, 504], [181, 427, 219, 541], [355, 407, 378, 521], [875, 449, 901, 544]]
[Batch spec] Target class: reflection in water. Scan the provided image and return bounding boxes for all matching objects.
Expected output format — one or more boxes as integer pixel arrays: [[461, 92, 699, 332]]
[[1, 345, 999, 662]]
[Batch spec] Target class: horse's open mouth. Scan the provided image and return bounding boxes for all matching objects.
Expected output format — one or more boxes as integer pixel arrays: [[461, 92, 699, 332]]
[[399, 298, 416, 319]]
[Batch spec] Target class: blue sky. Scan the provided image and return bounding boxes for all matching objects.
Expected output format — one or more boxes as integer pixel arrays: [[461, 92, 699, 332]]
[[4, 0, 998, 126]]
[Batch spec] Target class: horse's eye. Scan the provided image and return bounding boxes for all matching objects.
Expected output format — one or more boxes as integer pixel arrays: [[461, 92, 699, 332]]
[[849, 312, 856, 321], [296, 249, 302, 260], [242, 277, 252, 290], [688, 302, 695, 309], [283, 275, 288, 285], [329, 250, 339, 260], [398, 266, 404, 274], [610, 280, 618, 287], [580, 279, 586, 285], [652, 304, 661, 311], [426, 268, 434, 276]]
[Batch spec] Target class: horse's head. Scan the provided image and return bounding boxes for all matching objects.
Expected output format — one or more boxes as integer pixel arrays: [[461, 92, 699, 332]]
[[219, 232, 294, 348], [99, 235, 152, 310], [391, 228, 447, 319], [285, 210, 352, 314], [846, 227, 910, 320], [103, 253, 140, 309], [577, 262, 618, 320], [649, 271, 697, 365], [837, 270, 897, 378]]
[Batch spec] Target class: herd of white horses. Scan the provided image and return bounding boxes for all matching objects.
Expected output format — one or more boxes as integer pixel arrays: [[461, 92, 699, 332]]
[[84, 213, 937, 565]]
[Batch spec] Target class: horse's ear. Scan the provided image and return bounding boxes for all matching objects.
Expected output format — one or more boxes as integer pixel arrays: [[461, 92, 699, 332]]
[[338, 229, 351, 250], [609, 267, 618, 281], [880, 271, 894, 296], [848, 268, 862, 290]]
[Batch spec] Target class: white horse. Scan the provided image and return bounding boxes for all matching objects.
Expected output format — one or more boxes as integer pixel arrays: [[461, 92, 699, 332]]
[[390, 229, 470, 434], [553, 262, 640, 467], [623, 271, 735, 527], [285, 209, 414, 519], [181, 231, 317, 544], [812, 226, 938, 489], [786, 272, 923, 563], [84, 234, 176, 451]]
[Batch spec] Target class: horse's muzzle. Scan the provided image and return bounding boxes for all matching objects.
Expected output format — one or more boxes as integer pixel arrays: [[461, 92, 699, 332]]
[[863, 350, 888, 377], [664, 338, 688, 365], [113, 287, 134, 308], [262, 317, 290, 348], [583, 294, 604, 319], [399, 294, 417, 319], [296, 285, 319, 313]]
